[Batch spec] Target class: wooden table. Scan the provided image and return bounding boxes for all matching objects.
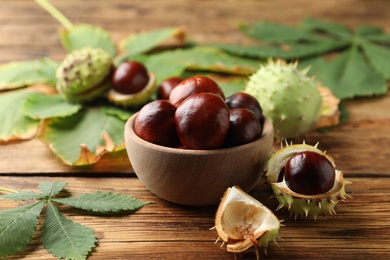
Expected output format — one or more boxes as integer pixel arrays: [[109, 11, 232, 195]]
[[1, 0, 390, 259]]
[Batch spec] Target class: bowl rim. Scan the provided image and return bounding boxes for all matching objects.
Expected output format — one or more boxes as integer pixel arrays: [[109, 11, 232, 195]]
[[125, 112, 274, 156]]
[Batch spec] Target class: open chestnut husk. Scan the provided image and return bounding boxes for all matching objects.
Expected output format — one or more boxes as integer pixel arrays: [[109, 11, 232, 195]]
[[266, 141, 352, 219], [108, 61, 157, 108]]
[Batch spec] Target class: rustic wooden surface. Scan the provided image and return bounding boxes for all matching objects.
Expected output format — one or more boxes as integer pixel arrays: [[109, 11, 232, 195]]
[[1, 0, 390, 259]]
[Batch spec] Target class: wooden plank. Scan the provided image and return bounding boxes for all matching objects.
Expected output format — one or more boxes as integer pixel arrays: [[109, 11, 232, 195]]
[[0, 176, 389, 259], [1, 0, 390, 63]]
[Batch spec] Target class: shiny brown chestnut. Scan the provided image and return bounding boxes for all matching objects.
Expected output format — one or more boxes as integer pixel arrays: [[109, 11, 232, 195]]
[[169, 75, 224, 107], [134, 100, 180, 148], [224, 108, 262, 147], [157, 76, 184, 100], [284, 151, 336, 195], [175, 92, 229, 149], [111, 61, 150, 94], [225, 92, 263, 121]]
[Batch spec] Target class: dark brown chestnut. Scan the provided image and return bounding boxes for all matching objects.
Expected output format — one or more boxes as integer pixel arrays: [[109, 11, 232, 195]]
[[175, 93, 229, 149], [157, 76, 183, 100], [169, 75, 224, 107], [111, 61, 150, 94], [284, 151, 336, 195], [134, 100, 180, 147], [224, 108, 262, 147], [225, 92, 263, 121]]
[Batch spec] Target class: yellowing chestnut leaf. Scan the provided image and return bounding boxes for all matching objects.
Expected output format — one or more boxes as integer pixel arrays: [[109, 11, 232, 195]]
[[38, 107, 126, 166]]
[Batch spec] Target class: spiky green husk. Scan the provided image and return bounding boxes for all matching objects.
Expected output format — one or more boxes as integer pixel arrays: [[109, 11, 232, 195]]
[[56, 47, 112, 103], [244, 59, 322, 139], [271, 173, 351, 219], [107, 73, 156, 108], [266, 142, 352, 219]]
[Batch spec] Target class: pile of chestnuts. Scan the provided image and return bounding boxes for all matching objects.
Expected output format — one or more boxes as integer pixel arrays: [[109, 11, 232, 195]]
[[112, 61, 264, 149]]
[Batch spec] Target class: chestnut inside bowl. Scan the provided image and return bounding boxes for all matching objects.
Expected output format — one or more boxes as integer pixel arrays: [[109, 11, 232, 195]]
[[124, 113, 274, 206]]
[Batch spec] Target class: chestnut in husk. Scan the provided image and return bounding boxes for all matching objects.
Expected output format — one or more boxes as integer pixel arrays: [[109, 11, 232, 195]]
[[266, 142, 352, 218], [284, 151, 335, 195], [111, 61, 150, 94]]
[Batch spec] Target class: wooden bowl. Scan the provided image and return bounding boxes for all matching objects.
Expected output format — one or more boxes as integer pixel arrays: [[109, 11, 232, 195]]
[[124, 113, 274, 206]]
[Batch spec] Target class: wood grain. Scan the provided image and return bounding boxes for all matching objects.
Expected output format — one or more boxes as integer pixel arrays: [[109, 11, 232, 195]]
[[1, 0, 390, 259], [1, 176, 389, 259]]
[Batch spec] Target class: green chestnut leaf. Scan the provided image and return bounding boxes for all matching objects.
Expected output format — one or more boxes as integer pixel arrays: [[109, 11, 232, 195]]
[[0, 202, 45, 258], [52, 191, 153, 213], [0, 90, 40, 142], [212, 17, 390, 99], [299, 46, 388, 99], [361, 40, 390, 80], [38, 182, 67, 197], [0, 181, 152, 259], [42, 201, 97, 260], [0, 58, 58, 91], [60, 24, 117, 58], [116, 27, 186, 62], [100, 106, 136, 121], [23, 93, 82, 119], [136, 46, 258, 85]]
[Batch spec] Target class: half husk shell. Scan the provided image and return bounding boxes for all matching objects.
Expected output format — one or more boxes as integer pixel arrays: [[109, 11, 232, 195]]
[[214, 186, 280, 256]]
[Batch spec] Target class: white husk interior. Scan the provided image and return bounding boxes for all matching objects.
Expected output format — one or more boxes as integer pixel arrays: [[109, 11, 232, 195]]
[[215, 186, 280, 254]]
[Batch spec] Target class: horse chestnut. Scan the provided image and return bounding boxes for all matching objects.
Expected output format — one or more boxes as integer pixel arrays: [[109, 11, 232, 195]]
[[111, 61, 150, 94], [225, 92, 263, 121], [134, 100, 180, 147], [284, 151, 336, 195], [157, 76, 183, 100], [169, 75, 225, 107], [175, 93, 229, 149], [224, 108, 262, 147]]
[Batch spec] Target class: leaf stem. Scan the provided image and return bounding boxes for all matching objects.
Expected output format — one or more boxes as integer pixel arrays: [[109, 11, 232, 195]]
[[0, 187, 17, 193], [35, 0, 74, 30]]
